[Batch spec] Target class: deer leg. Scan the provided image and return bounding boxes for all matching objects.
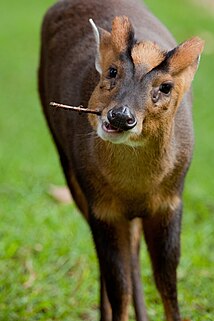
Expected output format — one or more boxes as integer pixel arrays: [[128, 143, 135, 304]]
[[100, 274, 112, 321], [130, 219, 149, 321], [142, 205, 182, 321], [89, 215, 132, 321]]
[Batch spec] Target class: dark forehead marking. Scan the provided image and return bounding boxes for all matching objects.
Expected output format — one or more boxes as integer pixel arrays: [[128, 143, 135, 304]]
[[153, 47, 177, 73], [119, 36, 137, 66], [126, 29, 136, 54]]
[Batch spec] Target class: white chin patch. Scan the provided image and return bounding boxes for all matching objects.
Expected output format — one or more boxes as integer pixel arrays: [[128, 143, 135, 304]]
[[96, 119, 143, 147], [97, 122, 128, 144]]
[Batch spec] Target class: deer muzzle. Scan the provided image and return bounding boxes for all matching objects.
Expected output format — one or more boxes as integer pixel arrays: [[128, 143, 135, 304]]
[[107, 106, 137, 131]]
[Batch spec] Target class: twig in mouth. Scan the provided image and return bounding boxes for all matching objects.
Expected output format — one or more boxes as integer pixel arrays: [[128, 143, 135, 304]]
[[50, 102, 101, 115]]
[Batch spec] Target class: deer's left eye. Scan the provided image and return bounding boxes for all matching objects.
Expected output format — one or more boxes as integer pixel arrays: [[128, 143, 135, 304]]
[[108, 67, 117, 78], [159, 82, 173, 95]]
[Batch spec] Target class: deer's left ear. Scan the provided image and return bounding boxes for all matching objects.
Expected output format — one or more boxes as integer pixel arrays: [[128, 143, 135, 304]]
[[167, 37, 205, 91], [89, 19, 111, 74]]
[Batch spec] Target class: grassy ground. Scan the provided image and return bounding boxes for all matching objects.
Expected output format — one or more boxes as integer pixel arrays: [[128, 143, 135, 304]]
[[0, 0, 213, 320]]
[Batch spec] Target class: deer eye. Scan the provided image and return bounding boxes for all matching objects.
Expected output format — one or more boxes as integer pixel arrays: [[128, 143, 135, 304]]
[[108, 67, 117, 78], [159, 82, 173, 95]]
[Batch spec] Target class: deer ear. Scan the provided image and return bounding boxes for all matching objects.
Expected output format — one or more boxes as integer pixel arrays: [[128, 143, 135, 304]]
[[167, 37, 205, 91], [89, 19, 111, 74], [111, 16, 135, 54]]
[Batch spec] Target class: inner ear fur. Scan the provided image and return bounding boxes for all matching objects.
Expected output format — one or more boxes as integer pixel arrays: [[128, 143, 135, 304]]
[[98, 28, 111, 51], [168, 37, 205, 74], [167, 37, 204, 90]]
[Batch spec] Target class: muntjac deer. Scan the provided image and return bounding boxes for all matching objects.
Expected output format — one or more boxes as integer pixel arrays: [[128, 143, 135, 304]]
[[38, 0, 204, 320]]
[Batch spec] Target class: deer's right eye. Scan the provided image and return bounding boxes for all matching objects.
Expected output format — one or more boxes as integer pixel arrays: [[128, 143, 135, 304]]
[[108, 67, 117, 78], [159, 82, 173, 95]]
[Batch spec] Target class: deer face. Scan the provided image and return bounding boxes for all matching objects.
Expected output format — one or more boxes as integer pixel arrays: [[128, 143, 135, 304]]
[[88, 17, 204, 146]]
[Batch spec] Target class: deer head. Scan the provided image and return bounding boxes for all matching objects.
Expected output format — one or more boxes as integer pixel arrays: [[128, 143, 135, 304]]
[[88, 16, 204, 146]]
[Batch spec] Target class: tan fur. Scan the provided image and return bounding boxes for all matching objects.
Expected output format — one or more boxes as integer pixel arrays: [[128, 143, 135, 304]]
[[85, 135, 179, 222], [130, 218, 142, 252], [169, 37, 205, 74], [111, 16, 133, 53], [147, 193, 181, 213], [93, 195, 124, 222], [131, 41, 165, 72]]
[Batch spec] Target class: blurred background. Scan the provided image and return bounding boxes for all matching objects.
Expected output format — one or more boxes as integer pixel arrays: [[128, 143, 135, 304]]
[[0, 0, 213, 320]]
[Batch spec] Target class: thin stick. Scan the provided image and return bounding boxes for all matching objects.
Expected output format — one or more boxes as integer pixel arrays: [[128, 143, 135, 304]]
[[50, 102, 101, 115]]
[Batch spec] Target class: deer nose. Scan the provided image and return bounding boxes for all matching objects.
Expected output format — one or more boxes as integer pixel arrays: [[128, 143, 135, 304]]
[[107, 106, 137, 131]]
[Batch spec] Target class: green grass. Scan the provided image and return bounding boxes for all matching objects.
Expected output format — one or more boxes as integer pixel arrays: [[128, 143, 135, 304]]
[[0, 0, 213, 320]]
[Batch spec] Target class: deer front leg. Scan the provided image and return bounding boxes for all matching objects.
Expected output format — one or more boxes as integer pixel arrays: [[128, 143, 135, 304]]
[[89, 215, 132, 321], [143, 204, 182, 321]]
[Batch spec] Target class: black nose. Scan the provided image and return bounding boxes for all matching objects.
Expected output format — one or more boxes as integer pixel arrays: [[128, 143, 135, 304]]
[[107, 106, 137, 131]]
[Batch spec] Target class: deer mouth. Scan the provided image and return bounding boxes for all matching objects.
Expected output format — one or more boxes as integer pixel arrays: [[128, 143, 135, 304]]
[[98, 119, 141, 146], [102, 121, 124, 133]]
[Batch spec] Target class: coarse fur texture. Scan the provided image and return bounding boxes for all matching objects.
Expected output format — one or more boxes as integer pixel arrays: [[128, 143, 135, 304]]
[[38, 0, 204, 320]]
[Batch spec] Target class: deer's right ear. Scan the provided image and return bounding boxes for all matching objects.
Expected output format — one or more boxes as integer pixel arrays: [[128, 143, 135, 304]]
[[89, 19, 111, 75]]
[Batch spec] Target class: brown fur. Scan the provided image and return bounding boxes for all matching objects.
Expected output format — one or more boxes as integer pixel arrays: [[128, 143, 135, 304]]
[[169, 37, 204, 74], [131, 41, 165, 72], [111, 16, 134, 53], [38, 1, 204, 320]]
